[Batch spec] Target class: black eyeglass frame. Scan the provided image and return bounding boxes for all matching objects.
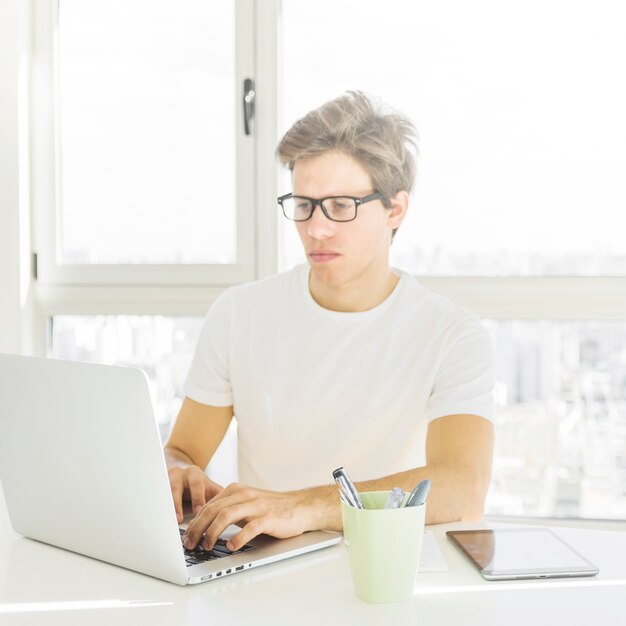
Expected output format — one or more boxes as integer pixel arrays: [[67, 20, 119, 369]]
[[277, 191, 384, 222]]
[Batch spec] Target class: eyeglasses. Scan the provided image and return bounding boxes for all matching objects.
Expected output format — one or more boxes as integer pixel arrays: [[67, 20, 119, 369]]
[[277, 191, 383, 222]]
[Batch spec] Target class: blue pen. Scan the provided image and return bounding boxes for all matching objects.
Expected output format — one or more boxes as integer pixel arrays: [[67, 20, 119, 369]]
[[405, 479, 431, 507]]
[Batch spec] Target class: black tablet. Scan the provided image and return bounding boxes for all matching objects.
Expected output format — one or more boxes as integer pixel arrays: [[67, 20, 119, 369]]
[[447, 528, 600, 581]]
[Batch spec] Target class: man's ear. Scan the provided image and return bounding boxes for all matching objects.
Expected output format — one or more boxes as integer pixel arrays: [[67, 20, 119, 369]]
[[387, 190, 409, 230]]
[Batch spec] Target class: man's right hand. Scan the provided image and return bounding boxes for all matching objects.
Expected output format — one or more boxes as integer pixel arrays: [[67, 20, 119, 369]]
[[168, 463, 223, 524], [163, 398, 234, 523]]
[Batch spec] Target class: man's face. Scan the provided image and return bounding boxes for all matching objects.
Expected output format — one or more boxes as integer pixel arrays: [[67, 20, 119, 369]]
[[292, 150, 399, 290]]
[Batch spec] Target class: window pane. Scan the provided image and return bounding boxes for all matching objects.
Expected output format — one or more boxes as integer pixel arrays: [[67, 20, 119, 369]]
[[486, 320, 626, 520], [50, 314, 237, 484], [50, 315, 203, 438], [280, 0, 626, 276], [50, 316, 626, 516], [58, 0, 236, 264]]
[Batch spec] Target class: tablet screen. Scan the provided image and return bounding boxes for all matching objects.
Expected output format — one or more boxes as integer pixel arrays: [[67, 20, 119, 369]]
[[447, 528, 599, 580]]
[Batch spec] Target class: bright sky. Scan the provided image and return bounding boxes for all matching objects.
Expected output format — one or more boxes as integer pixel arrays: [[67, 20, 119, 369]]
[[59, 0, 626, 274], [59, 0, 236, 264], [280, 0, 626, 274]]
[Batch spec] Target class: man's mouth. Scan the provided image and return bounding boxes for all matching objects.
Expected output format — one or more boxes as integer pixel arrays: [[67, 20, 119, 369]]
[[309, 250, 341, 263]]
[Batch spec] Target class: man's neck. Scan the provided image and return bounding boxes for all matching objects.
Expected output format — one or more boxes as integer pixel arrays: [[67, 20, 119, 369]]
[[308, 267, 400, 313]]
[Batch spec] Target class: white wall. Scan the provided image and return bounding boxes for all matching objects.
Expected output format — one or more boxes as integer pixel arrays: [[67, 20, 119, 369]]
[[0, 0, 36, 356]]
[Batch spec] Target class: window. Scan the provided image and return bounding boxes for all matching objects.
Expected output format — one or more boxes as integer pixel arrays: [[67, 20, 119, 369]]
[[51, 315, 203, 437], [23, 1, 626, 521], [57, 0, 237, 266], [50, 315, 237, 484], [279, 0, 626, 276], [29, 0, 269, 489], [33, 0, 257, 286], [487, 320, 626, 519]]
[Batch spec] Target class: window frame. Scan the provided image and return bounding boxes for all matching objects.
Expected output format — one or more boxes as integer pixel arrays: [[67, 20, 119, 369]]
[[29, 1, 626, 326], [31, 0, 262, 290], [23, 1, 626, 343], [29, 0, 280, 356]]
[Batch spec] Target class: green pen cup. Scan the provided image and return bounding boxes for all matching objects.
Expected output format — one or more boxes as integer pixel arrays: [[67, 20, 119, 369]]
[[341, 490, 426, 603]]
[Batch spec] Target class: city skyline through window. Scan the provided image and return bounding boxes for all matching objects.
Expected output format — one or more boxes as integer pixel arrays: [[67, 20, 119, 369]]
[[52, 316, 626, 521]]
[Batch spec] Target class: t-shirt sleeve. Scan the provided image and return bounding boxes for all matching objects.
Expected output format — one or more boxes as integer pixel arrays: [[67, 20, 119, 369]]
[[183, 290, 234, 407], [423, 319, 495, 423]]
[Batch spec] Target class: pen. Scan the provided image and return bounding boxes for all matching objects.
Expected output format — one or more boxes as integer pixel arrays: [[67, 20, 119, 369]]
[[337, 475, 361, 509], [405, 479, 431, 507], [335, 468, 364, 510], [332, 467, 364, 509], [336, 478, 357, 507], [338, 491, 351, 506], [384, 487, 406, 509]]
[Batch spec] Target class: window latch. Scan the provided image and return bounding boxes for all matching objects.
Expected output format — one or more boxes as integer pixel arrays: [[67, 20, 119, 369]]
[[243, 78, 255, 136]]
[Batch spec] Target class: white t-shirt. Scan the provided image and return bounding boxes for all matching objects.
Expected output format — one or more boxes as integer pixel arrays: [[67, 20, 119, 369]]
[[184, 264, 494, 491]]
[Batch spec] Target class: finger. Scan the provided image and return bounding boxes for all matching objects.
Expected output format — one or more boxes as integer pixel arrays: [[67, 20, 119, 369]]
[[183, 507, 210, 549], [184, 486, 259, 548], [205, 482, 243, 504], [205, 478, 223, 501], [183, 492, 246, 549], [202, 501, 262, 551], [187, 472, 209, 515], [227, 518, 266, 552]]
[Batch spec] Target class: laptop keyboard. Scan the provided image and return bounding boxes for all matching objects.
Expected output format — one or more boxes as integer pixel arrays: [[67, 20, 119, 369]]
[[180, 529, 254, 567]]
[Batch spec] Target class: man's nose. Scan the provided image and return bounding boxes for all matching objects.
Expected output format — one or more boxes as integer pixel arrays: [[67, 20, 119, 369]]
[[307, 204, 335, 238]]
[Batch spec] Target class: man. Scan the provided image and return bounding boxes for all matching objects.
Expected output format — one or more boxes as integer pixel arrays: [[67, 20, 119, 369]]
[[165, 91, 495, 553]]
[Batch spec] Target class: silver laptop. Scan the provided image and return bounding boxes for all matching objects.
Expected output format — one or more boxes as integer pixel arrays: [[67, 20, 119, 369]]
[[0, 354, 341, 585]]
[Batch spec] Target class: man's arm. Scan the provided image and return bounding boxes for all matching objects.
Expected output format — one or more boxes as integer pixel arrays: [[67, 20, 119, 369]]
[[164, 397, 234, 523], [351, 414, 494, 524], [182, 413, 494, 551]]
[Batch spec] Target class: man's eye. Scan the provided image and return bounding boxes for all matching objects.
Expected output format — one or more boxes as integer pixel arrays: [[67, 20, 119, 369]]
[[328, 199, 352, 211]]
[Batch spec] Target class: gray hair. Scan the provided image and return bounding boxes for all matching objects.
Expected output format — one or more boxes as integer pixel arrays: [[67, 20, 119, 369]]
[[276, 91, 418, 208]]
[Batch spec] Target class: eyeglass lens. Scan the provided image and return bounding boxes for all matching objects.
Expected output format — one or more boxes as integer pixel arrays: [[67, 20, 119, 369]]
[[283, 197, 357, 222]]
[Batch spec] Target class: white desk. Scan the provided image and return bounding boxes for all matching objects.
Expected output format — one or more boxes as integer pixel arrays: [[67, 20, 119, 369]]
[[1, 482, 625, 626]]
